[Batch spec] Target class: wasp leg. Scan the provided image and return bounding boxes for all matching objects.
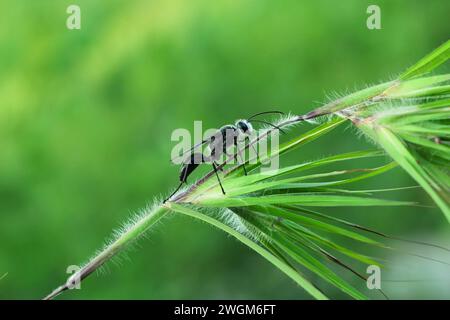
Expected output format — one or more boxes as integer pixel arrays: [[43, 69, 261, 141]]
[[235, 152, 247, 175], [233, 146, 248, 176], [212, 162, 226, 195], [163, 181, 184, 203], [213, 161, 224, 172], [250, 143, 259, 162], [243, 135, 259, 163]]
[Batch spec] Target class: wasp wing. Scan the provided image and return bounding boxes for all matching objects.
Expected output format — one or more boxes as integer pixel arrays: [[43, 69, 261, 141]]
[[171, 136, 214, 164]]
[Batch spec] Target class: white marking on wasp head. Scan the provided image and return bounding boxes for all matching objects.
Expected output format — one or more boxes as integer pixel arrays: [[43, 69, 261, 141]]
[[235, 119, 253, 136]]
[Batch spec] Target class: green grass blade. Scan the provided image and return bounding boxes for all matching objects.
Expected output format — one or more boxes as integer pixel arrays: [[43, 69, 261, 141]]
[[197, 193, 412, 208], [239, 211, 368, 299], [247, 205, 385, 246], [282, 221, 380, 266], [360, 125, 450, 220], [399, 40, 450, 80], [385, 74, 450, 98], [270, 232, 368, 300], [167, 203, 328, 300]]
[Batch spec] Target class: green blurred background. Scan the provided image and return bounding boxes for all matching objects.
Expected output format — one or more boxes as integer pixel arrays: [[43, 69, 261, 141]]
[[1, 0, 449, 299]]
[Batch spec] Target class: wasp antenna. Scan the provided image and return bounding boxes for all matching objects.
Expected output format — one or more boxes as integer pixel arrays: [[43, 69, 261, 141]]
[[170, 139, 210, 163], [247, 111, 285, 121]]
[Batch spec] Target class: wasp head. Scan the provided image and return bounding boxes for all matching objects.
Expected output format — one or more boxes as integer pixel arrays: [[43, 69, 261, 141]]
[[235, 120, 253, 136]]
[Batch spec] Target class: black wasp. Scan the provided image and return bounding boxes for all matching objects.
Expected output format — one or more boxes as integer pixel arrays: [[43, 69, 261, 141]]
[[164, 111, 285, 203]]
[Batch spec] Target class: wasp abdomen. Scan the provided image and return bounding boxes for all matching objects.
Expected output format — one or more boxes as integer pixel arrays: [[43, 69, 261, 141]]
[[180, 152, 205, 183]]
